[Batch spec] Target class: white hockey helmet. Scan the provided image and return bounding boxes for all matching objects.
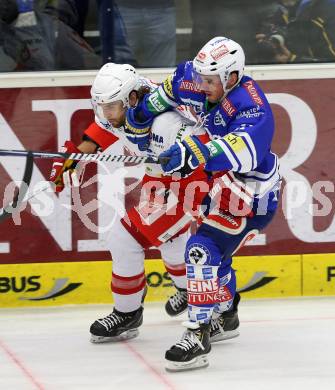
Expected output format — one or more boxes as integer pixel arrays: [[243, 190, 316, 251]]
[[91, 63, 139, 108], [193, 37, 245, 93]]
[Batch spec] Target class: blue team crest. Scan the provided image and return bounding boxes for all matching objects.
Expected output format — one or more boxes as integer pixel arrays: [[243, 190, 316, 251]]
[[187, 243, 211, 265], [214, 111, 226, 126]]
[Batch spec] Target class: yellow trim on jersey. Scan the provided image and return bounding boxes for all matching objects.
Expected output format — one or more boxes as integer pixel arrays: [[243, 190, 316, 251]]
[[223, 133, 247, 153], [163, 75, 174, 99], [125, 118, 150, 135], [184, 136, 207, 164]]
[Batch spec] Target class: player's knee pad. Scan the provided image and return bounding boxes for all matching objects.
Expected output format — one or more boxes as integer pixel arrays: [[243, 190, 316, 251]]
[[185, 233, 222, 267], [160, 231, 189, 265], [108, 218, 145, 277]]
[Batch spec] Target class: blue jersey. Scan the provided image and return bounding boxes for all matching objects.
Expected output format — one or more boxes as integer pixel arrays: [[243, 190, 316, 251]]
[[141, 61, 281, 212]]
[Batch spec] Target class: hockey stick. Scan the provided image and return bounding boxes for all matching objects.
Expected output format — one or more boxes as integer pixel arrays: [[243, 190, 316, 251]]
[[0, 149, 169, 165], [0, 149, 170, 222]]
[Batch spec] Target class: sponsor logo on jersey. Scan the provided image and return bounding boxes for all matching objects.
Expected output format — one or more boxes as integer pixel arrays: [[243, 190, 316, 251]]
[[151, 133, 164, 144], [210, 44, 229, 61], [176, 124, 187, 142], [180, 80, 202, 93], [148, 92, 166, 112], [221, 98, 237, 117], [236, 106, 264, 119], [243, 80, 264, 106]]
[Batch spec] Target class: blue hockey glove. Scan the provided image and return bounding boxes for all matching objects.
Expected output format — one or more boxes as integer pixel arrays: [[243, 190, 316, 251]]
[[125, 108, 153, 151], [159, 135, 210, 177], [16, 0, 34, 13]]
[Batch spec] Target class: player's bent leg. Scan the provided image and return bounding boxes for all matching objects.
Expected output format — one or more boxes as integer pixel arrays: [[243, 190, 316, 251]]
[[193, 220, 242, 344], [124, 198, 192, 317], [199, 211, 277, 343], [160, 232, 188, 317], [109, 218, 147, 312]]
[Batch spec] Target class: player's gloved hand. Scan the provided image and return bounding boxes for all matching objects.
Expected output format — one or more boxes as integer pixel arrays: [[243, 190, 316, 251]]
[[16, 0, 34, 13], [49, 140, 83, 193], [159, 135, 210, 178], [125, 108, 152, 151]]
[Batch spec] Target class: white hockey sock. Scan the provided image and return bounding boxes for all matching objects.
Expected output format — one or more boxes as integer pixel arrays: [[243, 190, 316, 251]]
[[170, 274, 187, 289], [113, 289, 145, 313]]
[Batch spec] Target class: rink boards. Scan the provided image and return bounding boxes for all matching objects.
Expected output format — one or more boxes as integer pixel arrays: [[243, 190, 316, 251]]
[[0, 253, 334, 308], [1, 65, 335, 308]]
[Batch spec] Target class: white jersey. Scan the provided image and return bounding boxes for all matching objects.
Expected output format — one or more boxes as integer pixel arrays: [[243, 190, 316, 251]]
[[93, 77, 207, 177], [146, 110, 206, 176], [93, 76, 156, 156]]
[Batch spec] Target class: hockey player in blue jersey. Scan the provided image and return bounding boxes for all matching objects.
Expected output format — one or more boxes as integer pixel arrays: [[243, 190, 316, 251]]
[[125, 36, 281, 371]]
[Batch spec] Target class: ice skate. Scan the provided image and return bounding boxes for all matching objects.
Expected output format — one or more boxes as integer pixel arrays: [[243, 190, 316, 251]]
[[165, 286, 188, 317], [210, 292, 240, 343], [90, 307, 143, 343], [165, 322, 211, 372]]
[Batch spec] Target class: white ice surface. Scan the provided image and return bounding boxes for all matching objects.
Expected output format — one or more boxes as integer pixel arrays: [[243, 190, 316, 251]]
[[0, 297, 335, 390]]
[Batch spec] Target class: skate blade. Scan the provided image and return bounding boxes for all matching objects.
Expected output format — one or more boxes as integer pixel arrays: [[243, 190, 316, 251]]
[[165, 355, 209, 372], [90, 328, 139, 343], [210, 329, 240, 343]]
